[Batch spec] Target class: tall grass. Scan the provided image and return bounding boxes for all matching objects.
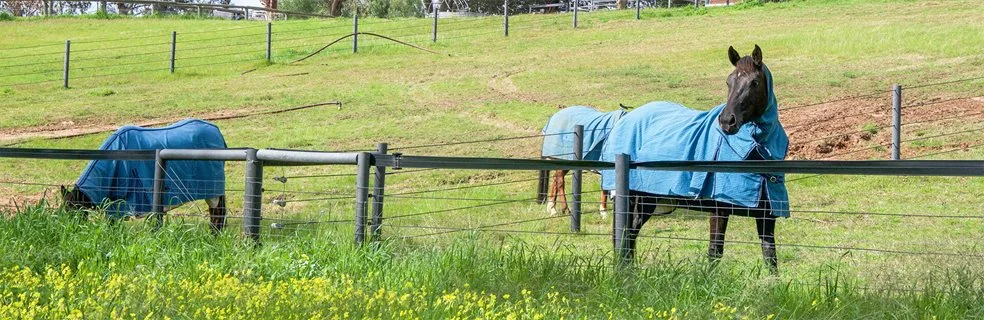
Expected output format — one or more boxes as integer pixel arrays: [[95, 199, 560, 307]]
[[1, 205, 980, 318]]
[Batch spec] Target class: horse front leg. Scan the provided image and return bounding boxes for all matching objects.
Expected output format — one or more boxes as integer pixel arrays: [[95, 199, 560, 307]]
[[708, 211, 730, 264], [756, 215, 778, 274], [205, 196, 227, 234]]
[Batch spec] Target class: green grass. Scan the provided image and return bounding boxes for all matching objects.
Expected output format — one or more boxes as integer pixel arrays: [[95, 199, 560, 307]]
[[0, 206, 981, 318], [1, 0, 983, 317]]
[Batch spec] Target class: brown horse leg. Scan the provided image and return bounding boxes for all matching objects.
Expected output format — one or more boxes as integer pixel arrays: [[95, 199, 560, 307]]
[[205, 196, 227, 234], [756, 216, 778, 274], [555, 169, 570, 215], [600, 190, 609, 217], [708, 212, 730, 263], [545, 170, 557, 214]]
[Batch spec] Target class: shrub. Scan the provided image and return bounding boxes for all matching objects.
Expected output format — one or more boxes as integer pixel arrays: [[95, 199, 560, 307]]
[[280, 0, 328, 16], [0, 11, 14, 21], [367, 0, 391, 17]]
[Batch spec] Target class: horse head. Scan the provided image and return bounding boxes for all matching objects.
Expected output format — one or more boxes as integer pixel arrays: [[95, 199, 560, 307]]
[[720, 44, 769, 135], [59, 185, 93, 210]]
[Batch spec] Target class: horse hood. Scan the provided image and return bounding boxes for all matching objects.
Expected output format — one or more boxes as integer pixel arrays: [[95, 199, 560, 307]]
[[76, 119, 227, 217], [600, 65, 789, 217]]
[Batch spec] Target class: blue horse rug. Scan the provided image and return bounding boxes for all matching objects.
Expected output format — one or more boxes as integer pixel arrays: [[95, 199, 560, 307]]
[[542, 106, 627, 161], [600, 65, 789, 217], [76, 119, 227, 217]]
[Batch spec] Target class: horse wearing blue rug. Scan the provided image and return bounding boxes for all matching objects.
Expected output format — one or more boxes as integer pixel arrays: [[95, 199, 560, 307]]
[[60, 119, 229, 232], [600, 45, 788, 272], [539, 106, 626, 217]]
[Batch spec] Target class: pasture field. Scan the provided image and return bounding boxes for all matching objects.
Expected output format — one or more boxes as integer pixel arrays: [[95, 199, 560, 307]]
[[1, 0, 983, 318]]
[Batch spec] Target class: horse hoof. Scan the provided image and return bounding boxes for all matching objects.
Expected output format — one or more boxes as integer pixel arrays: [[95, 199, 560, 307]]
[[546, 202, 557, 216], [600, 210, 608, 218]]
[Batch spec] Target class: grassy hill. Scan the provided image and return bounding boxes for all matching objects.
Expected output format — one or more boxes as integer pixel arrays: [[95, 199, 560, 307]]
[[0, 0, 983, 318]]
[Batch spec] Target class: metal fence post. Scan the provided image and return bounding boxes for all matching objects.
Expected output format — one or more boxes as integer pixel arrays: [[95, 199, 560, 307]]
[[614, 153, 631, 266], [573, 0, 578, 28], [244, 149, 263, 243], [266, 22, 272, 63], [503, 0, 509, 37], [571, 125, 584, 232], [371, 143, 388, 241], [353, 5, 359, 53], [891, 84, 902, 160], [536, 169, 548, 204], [63, 40, 70, 88], [152, 150, 167, 228], [169, 31, 176, 74], [432, 1, 439, 42], [636, 0, 641, 20], [354, 152, 371, 245]]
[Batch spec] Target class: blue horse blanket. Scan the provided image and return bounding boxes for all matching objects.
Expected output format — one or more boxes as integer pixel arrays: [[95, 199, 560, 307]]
[[76, 119, 227, 217], [542, 106, 627, 161], [600, 65, 789, 217]]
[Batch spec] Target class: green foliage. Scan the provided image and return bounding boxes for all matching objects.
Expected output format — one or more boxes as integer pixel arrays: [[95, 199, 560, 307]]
[[280, 0, 328, 16], [0, 11, 14, 21], [734, 0, 765, 10], [368, 0, 392, 18], [87, 88, 116, 97], [861, 122, 879, 135], [389, 0, 424, 18]]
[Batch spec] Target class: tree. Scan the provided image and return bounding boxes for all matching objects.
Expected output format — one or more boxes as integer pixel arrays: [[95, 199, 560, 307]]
[[329, 0, 345, 17], [1, 0, 43, 16]]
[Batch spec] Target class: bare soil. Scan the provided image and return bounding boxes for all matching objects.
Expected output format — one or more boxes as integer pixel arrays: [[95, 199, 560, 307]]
[[782, 96, 984, 160]]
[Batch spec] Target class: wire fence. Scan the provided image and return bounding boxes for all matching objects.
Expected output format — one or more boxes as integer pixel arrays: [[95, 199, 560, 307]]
[[1, 1, 983, 291], [0, 136, 982, 291]]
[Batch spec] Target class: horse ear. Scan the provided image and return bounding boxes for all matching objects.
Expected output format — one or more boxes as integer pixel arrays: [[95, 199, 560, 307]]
[[728, 46, 741, 66], [752, 44, 763, 67]]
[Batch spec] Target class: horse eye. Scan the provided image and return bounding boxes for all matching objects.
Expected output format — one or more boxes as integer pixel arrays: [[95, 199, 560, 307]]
[[751, 80, 759, 87]]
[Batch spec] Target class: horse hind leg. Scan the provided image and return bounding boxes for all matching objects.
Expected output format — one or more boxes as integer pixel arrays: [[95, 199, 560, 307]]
[[545, 170, 557, 215], [555, 170, 571, 215], [599, 190, 609, 218], [205, 196, 227, 234]]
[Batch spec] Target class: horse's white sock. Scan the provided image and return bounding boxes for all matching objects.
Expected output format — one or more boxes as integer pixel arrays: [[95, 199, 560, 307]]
[[547, 201, 557, 216]]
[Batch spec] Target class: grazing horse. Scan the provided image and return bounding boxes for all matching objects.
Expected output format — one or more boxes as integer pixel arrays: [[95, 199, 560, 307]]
[[60, 119, 229, 232], [600, 45, 789, 272], [538, 106, 627, 217]]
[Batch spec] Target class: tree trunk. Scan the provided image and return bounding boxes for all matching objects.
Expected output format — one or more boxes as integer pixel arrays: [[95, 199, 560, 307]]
[[329, 0, 345, 17]]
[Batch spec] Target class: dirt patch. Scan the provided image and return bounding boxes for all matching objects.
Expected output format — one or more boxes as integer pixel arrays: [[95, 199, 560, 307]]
[[783, 95, 984, 159], [488, 71, 546, 104], [0, 186, 56, 216]]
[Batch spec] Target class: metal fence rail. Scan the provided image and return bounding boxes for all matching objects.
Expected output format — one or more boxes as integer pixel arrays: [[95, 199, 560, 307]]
[[2, 146, 981, 256]]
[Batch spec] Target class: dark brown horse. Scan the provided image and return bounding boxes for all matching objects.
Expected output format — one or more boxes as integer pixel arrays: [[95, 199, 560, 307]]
[[616, 45, 786, 273]]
